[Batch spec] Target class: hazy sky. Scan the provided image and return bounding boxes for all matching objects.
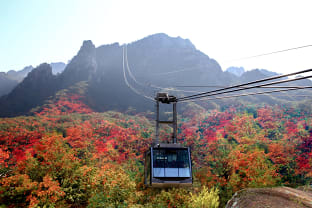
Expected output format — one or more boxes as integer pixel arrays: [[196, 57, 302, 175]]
[[1, 0, 312, 74]]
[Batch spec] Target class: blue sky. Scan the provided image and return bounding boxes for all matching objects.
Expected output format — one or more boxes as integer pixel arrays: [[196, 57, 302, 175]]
[[1, 0, 312, 74]]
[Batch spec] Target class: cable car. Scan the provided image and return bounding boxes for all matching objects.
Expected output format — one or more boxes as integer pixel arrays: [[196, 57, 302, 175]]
[[144, 93, 192, 187]]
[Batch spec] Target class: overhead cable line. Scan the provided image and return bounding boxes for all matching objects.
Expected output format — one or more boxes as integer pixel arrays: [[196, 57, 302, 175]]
[[124, 44, 205, 94], [176, 85, 310, 89], [259, 86, 312, 89], [178, 68, 312, 101], [151, 44, 312, 76], [226, 44, 312, 62], [151, 66, 202, 76], [174, 85, 235, 88], [124, 44, 193, 97], [173, 85, 312, 89], [180, 86, 312, 102], [122, 45, 154, 101], [124, 45, 202, 99], [288, 95, 312, 97], [124, 44, 160, 98], [179, 74, 312, 101], [125, 44, 155, 89]]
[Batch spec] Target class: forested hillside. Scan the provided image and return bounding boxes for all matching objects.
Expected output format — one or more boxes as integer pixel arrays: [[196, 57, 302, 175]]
[[1, 92, 312, 207]]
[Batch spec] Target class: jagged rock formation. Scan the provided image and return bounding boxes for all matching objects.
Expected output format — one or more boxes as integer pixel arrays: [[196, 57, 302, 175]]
[[59, 40, 97, 88]]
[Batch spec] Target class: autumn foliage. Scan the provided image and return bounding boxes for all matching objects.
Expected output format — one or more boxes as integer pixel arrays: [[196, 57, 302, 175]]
[[1, 95, 312, 207]]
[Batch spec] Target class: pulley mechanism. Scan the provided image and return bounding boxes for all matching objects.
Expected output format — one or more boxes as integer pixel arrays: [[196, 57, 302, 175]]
[[155, 92, 177, 104]]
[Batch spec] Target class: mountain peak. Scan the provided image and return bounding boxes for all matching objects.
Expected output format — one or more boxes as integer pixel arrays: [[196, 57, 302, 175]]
[[26, 63, 53, 79], [82, 40, 94, 48], [226, 66, 245, 77], [138, 33, 195, 50], [77, 40, 96, 57], [18, 63, 54, 88], [59, 40, 97, 87]]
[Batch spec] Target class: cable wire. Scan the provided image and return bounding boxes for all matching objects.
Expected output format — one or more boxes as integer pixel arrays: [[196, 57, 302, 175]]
[[122, 45, 154, 101], [178, 68, 312, 101], [124, 45, 203, 94], [179, 75, 312, 101], [151, 65, 202, 76], [173, 85, 312, 89], [180, 86, 312, 102], [125, 44, 151, 88], [173, 85, 312, 88], [123, 42, 312, 102], [124, 44, 159, 98], [226, 44, 312, 62]]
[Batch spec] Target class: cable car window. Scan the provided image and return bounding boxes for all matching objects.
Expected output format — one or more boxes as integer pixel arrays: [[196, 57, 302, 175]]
[[153, 149, 165, 177], [153, 149, 190, 177]]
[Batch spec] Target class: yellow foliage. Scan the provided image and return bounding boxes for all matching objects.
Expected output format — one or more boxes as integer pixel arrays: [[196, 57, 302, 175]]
[[88, 164, 136, 207], [188, 186, 219, 208]]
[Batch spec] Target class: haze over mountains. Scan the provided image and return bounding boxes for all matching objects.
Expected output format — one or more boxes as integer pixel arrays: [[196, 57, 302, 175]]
[[0, 63, 66, 97], [0, 33, 311, 117], [225, 66, 279, 77]]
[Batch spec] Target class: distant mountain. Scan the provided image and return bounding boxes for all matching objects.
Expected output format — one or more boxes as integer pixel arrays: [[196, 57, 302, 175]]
[[226, 67, 245, 77], [7, 65, 34, 82], [0, 66, 35, 97], [258, 69, 279, 77], [50, 62, 66, 75], [240, 69, 269, 83], [0, 73, 18, 97], [0, 63, 66, 97], [0, 33, 311, 117], [4, 62, 66, 81], [0, 64, 58, 117], [226, 67, 279, 78]]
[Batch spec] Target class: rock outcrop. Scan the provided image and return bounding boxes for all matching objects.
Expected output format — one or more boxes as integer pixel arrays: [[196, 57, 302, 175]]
[[226, 187, 312, 208]]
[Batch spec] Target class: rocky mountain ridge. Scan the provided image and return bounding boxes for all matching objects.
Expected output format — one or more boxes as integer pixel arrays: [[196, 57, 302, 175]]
[[0, 33, 311, 117]]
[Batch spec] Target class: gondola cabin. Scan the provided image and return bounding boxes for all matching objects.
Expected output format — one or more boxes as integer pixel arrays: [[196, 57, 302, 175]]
[[144, 143, 192, 187], [144, 93, 192, 188]]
